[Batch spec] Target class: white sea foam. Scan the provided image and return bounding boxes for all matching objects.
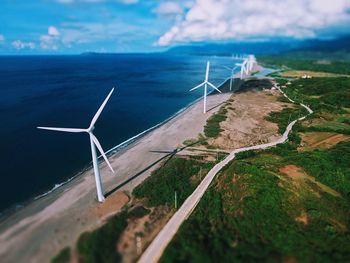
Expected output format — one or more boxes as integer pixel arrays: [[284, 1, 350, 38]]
[[29, 70, 241, 202]]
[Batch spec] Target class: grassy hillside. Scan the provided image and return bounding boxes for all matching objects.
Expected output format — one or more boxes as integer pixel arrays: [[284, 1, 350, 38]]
[[52, 155, 217, 263], [259, 55, 350, 75], [160, 77, 350, 262]]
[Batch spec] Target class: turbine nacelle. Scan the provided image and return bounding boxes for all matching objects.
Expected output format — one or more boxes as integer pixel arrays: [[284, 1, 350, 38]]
[[190, 61, 222, 113], [37, 88, 115, 202]]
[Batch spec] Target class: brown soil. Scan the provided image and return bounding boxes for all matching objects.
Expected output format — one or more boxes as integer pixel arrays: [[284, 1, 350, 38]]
[[299, 132, 349, 150], [95, 191, 130, 219], [284, 257, 298, 263], [295, 212, 309, 225], [117, 205, 173, 263], [208, 90, 292, 150], [279, 165, 306, 179], [0, 93, 232, 263], [279, 165, 341, 198], [330, 218, 347, 233], [279, 70, 348, 78]]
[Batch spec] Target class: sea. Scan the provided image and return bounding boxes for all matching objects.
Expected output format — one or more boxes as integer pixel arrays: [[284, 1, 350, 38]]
[[0, 53, 240, 214]]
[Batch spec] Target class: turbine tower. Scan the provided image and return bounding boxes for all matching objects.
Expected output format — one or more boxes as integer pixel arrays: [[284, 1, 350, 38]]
[[190, 61, 222, 114], [247, 55, 256, 72], [37, 88, 115, 202], [235, 58, 249, 79], [223, 65, 238, 91]]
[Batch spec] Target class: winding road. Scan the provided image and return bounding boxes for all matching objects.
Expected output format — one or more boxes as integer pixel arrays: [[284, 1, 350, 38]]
[[138, 84, 313, 263]]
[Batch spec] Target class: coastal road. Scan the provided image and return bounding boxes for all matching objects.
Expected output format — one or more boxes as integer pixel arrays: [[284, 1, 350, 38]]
[[138, 84, 313, 263]]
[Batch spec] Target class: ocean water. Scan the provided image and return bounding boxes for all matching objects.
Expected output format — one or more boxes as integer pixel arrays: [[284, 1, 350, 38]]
[[0, 53, 239, 213]]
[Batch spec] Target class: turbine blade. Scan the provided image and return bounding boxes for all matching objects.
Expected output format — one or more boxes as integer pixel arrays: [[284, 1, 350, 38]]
[[205, 61, 210, 81], [89, 88, 114, 129], [207, 82, 222, 93], [223, 65, 231, 71], [190, 82, 205, 91], [37, 127, 86, 133], [90, 134, 115, 173]]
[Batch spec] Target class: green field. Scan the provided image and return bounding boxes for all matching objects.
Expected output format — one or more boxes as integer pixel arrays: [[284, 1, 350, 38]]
[[52, 156, 217, 263], [160, 76, 350, 262], [258, 55, 350, 75], [51, 70, 350, 263]]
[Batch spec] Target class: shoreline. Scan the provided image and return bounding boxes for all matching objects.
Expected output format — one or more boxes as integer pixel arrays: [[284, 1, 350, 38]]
[[0, 91, 206, 220], [0, 68, 245, 221], [0, 80, 234, 263], [139, 76, 314, 263]]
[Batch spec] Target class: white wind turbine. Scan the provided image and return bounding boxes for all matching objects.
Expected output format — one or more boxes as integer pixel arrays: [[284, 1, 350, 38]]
[[235, 58, 249, 79], [247, 55, 256, 72], [190, 61, 222, 114], [37, 88, 115, 202], [223, 65, 238, 91]]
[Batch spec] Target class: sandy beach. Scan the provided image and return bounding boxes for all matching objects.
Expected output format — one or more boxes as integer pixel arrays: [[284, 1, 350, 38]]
[[0, 91, 232, 263]]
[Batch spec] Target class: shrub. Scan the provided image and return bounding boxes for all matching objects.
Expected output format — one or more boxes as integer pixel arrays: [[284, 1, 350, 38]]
[[77, 211, 128, 263], [204, 108, 228, 138], [51, 247, 70, 263]]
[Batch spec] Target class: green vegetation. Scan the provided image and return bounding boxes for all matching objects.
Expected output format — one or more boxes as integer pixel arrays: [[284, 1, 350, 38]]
[[259, 55, 350, 75], [76, 206, 149, 263], [161, 144, 350, 262], [280, 77, 350, 110], [74, 157, 213, 263], [77, 211, 128, 263], [203, 107, 228, 138], [266, 106, 308, 133], [51, 247, 71, 263], [133, 158, 215, 207], [56, 73, 350, 263], [183, 133, 207, 146], [128, 206, 150, 219], [161, 76, 350, 262], [277, 77, 350, 135]]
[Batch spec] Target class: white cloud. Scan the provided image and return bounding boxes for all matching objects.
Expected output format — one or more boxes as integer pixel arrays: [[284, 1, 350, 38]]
[[0, 34, 5, 42], [12, 40, 36, 49], [157, 0, 350, 46], [40, 35, 59, 50], [154, 2, 183, 16], [48, 26, 60, 36], [40, 26, 61, 50], [116, 0, 138, 4]]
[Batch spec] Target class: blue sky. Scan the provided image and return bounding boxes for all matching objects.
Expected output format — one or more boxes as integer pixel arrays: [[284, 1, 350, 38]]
[[0, 0, 350, 54]]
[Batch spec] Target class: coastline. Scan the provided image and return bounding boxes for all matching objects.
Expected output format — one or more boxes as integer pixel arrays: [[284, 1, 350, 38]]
[[0, 82, 233, 263], [0, 91, 208, 220], [139, 86, 314, 263], [0, 66, 244, 220]]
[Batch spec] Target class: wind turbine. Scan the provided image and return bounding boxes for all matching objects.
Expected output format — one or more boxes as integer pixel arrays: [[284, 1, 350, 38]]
[[235, 58, 249, 79], [37, 88, 115, 202], [247, 55, 256, 72], [223, 65, 238, 91], [190, 61, 222, 114]]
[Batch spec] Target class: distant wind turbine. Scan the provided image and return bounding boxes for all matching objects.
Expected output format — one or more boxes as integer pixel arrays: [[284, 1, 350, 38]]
[[247, 55, 256, 72], [223, 65, 238, 91], [190, 61, 222, 114], [37, 88, 115, 202], [235, 58, 249, 79]]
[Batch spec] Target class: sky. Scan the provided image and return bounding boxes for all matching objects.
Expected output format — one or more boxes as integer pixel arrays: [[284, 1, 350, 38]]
[[0, 0, 350, 54]]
